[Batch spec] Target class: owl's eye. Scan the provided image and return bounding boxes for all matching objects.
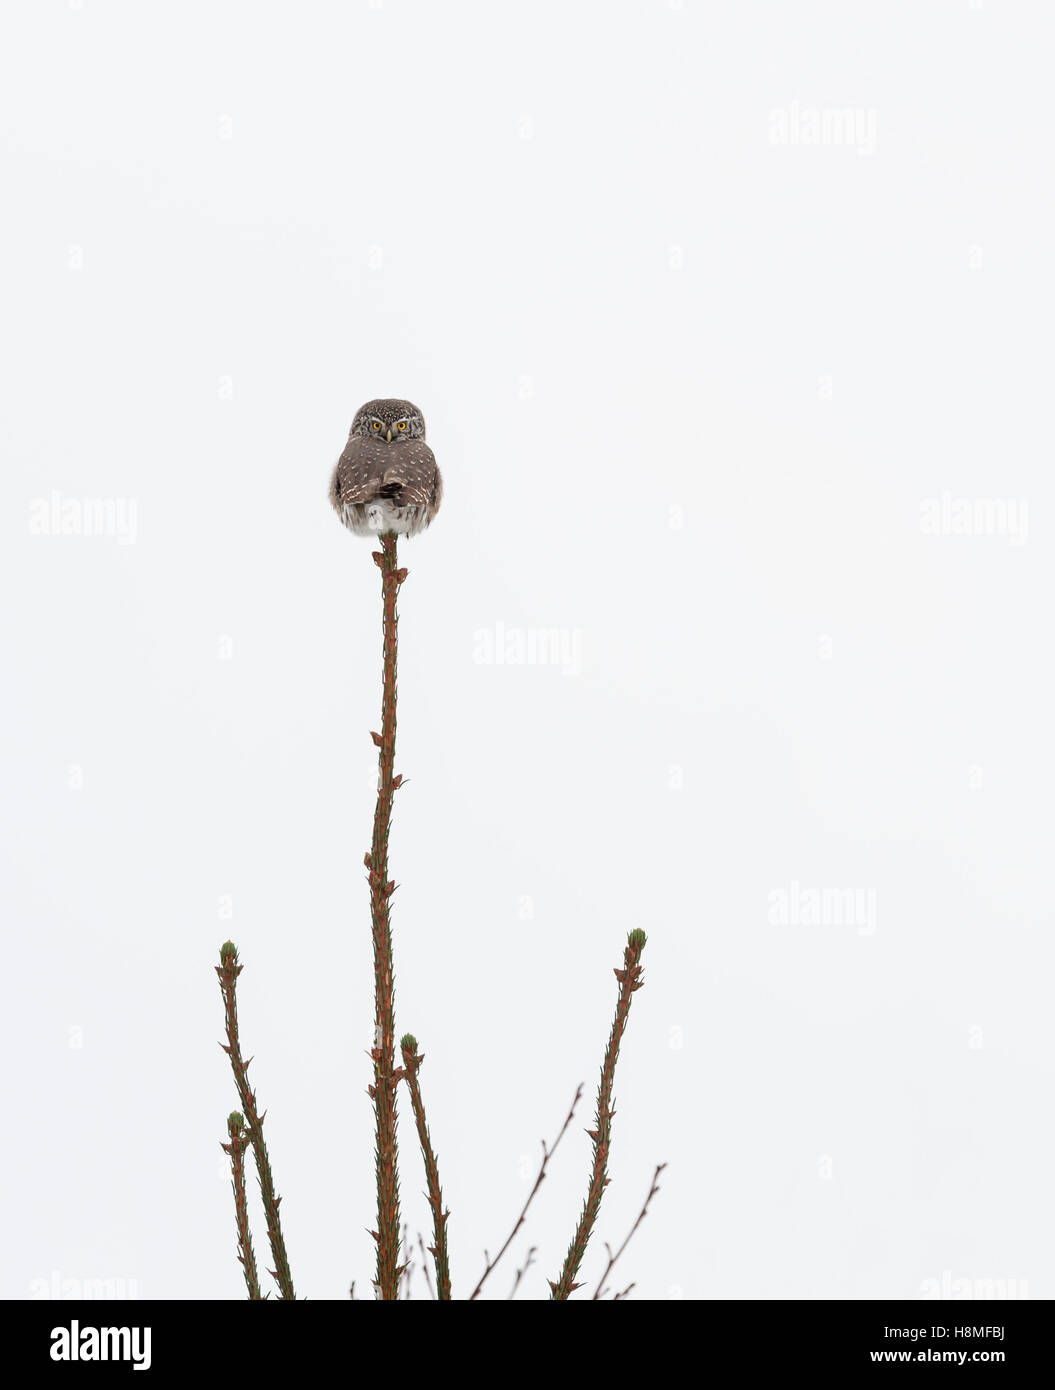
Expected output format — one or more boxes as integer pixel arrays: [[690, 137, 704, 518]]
[[371, 421, 381, 431], [397, 421, 407, 431]]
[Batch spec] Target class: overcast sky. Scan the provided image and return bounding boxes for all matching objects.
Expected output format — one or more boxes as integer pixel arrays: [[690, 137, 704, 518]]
[[2, 0, 1052, 1300]]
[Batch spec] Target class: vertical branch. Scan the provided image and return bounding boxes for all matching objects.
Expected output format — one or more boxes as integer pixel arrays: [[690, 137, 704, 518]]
[[549, 929, 648, 1301], [221, 1111, 262, 1300], [400, 1034, 452, 1300], [364, 531, 408, 1299], [216, 941, 296, 1300]]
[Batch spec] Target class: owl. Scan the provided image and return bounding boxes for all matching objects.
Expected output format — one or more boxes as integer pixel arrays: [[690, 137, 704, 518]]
[[329, 398, 442, 538]]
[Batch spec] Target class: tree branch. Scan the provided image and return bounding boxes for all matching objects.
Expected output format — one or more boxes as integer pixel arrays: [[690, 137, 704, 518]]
[[400, 1034, 452, 1299], [549, 930, 648, 1300], [216, 942, 295, 1300], [364, 532, 409, 1299], [470, 1083, 584, 1300], [592, 1162, 666, 1300], [221, 1111, 262, 1300]]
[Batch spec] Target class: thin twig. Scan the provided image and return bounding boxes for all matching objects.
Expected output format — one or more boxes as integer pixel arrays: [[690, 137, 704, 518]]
[[507, 1246, 537, 1300], [549, 930, 648, 1300], [400, 1034, 452, 1299], [592, 1162, 666, 1300], [469, 1083, 584, 1300], [364, 532, 409, 1299], [221, 1111, 262, 1299], [417, 1233, 436, 1301], [398, 1223, 413, 1300], [216, 942, 295, 1300]]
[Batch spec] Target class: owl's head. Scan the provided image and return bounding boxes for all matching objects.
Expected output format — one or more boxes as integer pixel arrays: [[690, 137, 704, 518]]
[[351, 398, 426, 443]]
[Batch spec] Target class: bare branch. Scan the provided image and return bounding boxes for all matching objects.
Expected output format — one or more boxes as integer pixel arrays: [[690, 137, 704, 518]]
[[507, 1246, 538, 1300], [469, 1083, 584, 1300], [592, 1162, 666, 1300], [417, 1232, 436, 1302], [550, 931, 649, 1300]]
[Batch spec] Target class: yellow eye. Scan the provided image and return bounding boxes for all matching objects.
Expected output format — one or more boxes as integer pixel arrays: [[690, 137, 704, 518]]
[[371, 421, 381, 430], [397, 421, 407, 431]]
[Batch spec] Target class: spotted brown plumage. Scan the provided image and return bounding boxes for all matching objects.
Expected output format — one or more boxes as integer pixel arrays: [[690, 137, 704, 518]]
[[329, 398, 442, 538]]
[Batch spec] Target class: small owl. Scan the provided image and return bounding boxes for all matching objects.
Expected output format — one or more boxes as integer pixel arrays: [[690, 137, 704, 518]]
[[329, 398, 442, 538]]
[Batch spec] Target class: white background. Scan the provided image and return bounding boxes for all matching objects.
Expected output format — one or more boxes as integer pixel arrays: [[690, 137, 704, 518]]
[[2, 1, 1052, 1301]]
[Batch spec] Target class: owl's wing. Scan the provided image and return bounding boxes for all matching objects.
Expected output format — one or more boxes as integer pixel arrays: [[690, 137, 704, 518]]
[[332, 436, 386, 507], [379, 440, 440, 507], [330, 437, 441, 528], [427, 465, 443, 520]]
